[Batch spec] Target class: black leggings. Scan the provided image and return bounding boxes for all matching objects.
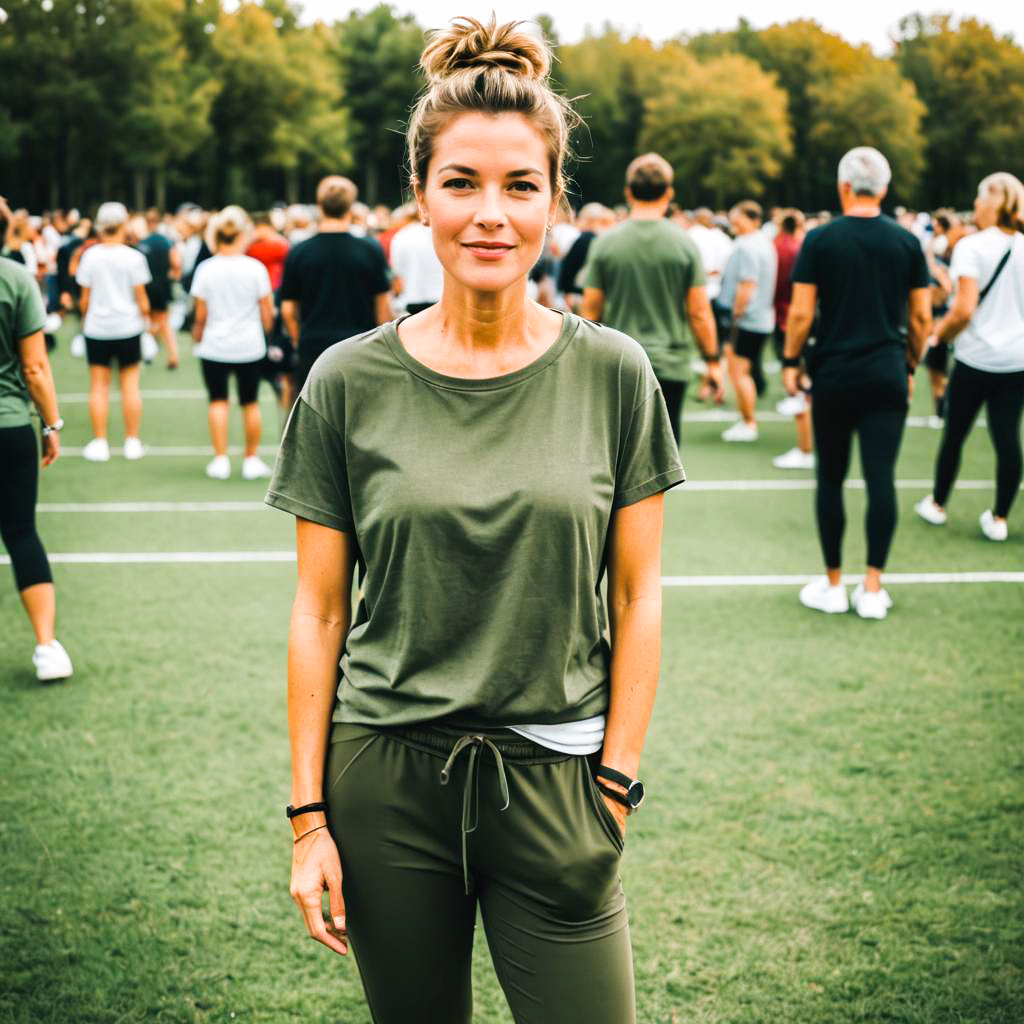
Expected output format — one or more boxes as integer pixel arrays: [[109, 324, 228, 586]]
[[812, 380, 908, 570], [933, 360, 1024, 519], [0, 424, 53, 591]]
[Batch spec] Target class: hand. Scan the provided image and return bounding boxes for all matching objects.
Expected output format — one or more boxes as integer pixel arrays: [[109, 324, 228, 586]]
[[290, 828, 348, 955], [907, 373, 915, 402], [41, 432, 59, 468], [707, 361, 726, 403], [601, 792, 629, 840], [924, 333, 939, 350], [782, 366, 800, 396]]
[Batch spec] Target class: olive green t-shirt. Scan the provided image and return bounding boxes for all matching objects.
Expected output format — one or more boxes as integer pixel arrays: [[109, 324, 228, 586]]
[[266, 312, 685, 729], [0, 257, 46, 428], [584, 219, 706, 383]]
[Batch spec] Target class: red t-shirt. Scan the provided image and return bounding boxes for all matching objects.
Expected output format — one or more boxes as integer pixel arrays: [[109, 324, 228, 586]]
[[773, 232, 802, 330], [247, 236, 290, 291]]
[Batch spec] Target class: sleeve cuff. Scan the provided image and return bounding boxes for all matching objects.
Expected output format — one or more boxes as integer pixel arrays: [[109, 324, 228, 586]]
[[613, 467, 686, 509], [264, 491, 353, 533]]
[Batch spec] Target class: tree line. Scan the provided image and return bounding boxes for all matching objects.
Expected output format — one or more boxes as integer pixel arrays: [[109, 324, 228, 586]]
[[1, 1, 1021, 214]]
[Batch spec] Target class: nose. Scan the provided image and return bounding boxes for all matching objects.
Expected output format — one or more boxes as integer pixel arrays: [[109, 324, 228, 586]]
[[473, 184, 506, 230]]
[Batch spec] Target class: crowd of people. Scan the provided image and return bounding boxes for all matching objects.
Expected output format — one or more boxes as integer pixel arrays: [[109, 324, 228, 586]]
[[1, 14, 1022, 1023]]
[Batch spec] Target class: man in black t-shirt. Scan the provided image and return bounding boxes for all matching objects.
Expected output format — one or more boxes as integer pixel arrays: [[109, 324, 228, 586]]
[[279, 176, 392, 400], [782, 146, 931, 622]]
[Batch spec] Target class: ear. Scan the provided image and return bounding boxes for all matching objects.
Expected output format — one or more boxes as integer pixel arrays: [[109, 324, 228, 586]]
[[624, 186, 633, 205], [666, 186, 675, 203], [412, 179, 430, 226]]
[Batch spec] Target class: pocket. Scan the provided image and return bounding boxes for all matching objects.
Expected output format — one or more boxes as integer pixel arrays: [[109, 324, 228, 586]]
[[325, 725, 382, 797], [581, 758, 625, 853]]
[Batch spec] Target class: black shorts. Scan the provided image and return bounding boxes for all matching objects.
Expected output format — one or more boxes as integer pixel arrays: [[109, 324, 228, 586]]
[[200, 358, 263, 405], [85, 335, 142, 368], [145, 279, 171, 313], [731, 329, 770, 363], [923, 341, 950, 375]]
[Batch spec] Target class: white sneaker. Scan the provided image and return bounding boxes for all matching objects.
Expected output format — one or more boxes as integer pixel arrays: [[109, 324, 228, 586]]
[[914, 496, 947, 526], [123, 436, 144, 460], [775, 393, 808, 417], [722, 420, 759, 442], [206, 455, 231, 480], [773, 447, 815, 470], [799, 576, 849, 614], [980, 509, 1008, 542], [242, 455, 273, 480], [32, 639, 73, 682], [82, 438, 111, 462], [851, 583, 893, 620], [927, 415, 944, 430]]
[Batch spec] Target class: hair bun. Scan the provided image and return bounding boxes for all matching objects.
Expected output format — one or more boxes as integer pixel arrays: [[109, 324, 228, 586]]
[[420, 16, 549, 84]]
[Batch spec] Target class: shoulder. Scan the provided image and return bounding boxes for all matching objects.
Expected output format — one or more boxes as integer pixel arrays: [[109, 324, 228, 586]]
[[0, 255, 37, 291], [303, 323, 394, 400], [570, 316, 657, 388]]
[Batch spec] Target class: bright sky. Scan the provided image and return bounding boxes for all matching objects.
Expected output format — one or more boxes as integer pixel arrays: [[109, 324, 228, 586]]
[[293, 0, 1022, 53]]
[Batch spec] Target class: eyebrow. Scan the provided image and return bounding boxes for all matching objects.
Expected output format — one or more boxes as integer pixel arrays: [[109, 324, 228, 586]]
[[438, 164, 544, 179]]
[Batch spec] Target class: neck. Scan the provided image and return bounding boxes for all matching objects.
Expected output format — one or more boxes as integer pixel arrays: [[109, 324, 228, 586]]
[[629, 200, 668, 222], [432, 276, 541, 352], [843, 196, 882, 218], [318, 216, 351, 234]]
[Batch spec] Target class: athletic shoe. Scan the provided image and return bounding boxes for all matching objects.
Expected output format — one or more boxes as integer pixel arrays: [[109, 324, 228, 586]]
[[82, 438, 111, 462], [927, 415, 944, 430], [914, 496, 947, 526], [123, 436, 144, 460], [798, 577, 849, 614], [70, 333, 86, 358], [206, 455, 231, 480], [242, 455, 273, 480], [721, 421, 758, 442], [32, 639, 73, 682], [980, 509, 1008, 542], [772, 447, 815, 470], [775, 393, 808, 417], [851, 583, 893, 620]]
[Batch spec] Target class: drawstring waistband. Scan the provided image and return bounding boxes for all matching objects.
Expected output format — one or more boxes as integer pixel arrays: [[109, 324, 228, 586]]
[[440, 735, 511, 894]]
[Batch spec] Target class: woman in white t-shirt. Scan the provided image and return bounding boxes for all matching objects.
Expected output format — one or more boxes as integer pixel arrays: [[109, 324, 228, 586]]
[[190, 206, 274, 480], [75, 202, 152, 462], [916, 173, 1024, 541]]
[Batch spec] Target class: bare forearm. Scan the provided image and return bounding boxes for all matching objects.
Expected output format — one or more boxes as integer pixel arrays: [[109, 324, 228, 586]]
[[784, 313, 813, 359], [288, 608, 348, 806], [281, 304, 300, 345], [732, 281, 755, 321], [601, 594, 662, 779], [936, 310, 968, 345], [908, 314, 933, 362], [23, 362, 60, 425]]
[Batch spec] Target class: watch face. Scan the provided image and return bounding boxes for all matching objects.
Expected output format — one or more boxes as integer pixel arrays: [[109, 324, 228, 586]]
[[626, 780, 646, 809]]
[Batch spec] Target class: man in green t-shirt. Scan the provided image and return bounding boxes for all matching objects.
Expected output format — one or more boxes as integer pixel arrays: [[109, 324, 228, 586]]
[[582, 152, 723, 441]]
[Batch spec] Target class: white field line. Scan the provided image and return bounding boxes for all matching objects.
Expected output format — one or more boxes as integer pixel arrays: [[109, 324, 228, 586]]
[[35, 480, 1007, 513], [2, 551, 1021, 585]]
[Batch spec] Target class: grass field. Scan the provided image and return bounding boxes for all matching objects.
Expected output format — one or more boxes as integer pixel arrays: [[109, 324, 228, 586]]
[[1, 319, 1022, 1024]]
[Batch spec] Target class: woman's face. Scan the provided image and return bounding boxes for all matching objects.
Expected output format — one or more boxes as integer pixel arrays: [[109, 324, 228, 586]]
[[417, 112, 556, 295], [974, 189, 998, 230]]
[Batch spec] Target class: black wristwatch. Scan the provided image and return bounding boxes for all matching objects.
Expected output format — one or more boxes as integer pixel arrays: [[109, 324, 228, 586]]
[[41, 417, 64, 436], [594, 765, 646, 813]]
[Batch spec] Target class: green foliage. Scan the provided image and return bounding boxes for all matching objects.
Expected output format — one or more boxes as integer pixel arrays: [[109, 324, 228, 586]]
[[641, 52, 792, 206]]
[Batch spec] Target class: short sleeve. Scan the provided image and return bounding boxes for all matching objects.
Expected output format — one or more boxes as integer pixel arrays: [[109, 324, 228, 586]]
[[949, 238, 981, 286], [370, 244, 390, 295], [265, 397, 353, 532], [131, 251, 152, 286], [14, 270, 45, 339], [688, 242, 707, 289], [254, 260, 272, 299], [792, 231, 818, 284], [75, 249, 93, 288], [278, 249, 300, 302], [614, 384, 686, 508], [189, 262, 208, 300]]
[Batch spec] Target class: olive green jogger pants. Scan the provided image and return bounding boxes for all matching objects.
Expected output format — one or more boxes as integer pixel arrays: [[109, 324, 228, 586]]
[[325, 721, 635, 1024]]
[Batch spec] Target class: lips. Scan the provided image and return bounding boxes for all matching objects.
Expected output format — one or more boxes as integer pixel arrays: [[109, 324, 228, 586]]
[[462, 240, 515, 260]]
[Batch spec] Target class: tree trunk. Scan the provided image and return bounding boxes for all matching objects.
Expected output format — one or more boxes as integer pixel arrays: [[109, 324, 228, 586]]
[[133, 167, 147, 211], [366, 159, 378, 207], [285, 166, 299, 204], [155, 168, 167, 212]]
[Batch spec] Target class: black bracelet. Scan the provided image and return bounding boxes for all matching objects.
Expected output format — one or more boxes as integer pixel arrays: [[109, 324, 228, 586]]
[[703, 352, 720, 364], [781, 355, 801, 369], [597, 782, 632, 808], [286, 801, 328, 819], [293, 823, 328, 844]]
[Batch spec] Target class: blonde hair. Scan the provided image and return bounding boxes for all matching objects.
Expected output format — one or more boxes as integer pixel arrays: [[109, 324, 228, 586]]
[[978, 172, 1024, 231], [207, 205, 251, 251], [407, 16, 577, 200]]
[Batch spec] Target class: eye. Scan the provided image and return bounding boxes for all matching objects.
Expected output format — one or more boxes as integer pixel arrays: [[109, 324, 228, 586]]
[[509, 181, 541, 193], [442, 178, 474, 191]]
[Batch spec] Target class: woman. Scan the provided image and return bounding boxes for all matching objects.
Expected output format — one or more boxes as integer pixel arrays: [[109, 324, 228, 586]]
[[75, 201, 151, 462], [915, 173, 1024, 542], [0, 197, 72, 681], [265, 18, 683, 1023], [190, 206, 274, 480]]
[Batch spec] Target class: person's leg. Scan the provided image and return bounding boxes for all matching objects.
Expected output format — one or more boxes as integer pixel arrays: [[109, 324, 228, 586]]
[[985, 369, 1024, 521], [87, 362, 112, 439], [727, 349, 757, 426], [325, 725, 477, 1024], [477, 753, 634, 1024], [658, 378, 685, 445], [795, 405, 813, 454], [199, 360, 231, 456], [152, 309, 179, 367], [856, 390, 908, 587], [119, 363, 143, 440], [0, 426, 56, 644], [236, 361, 264, 457], [811, 393, 855, 580], [932, 361, 987, 509]]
